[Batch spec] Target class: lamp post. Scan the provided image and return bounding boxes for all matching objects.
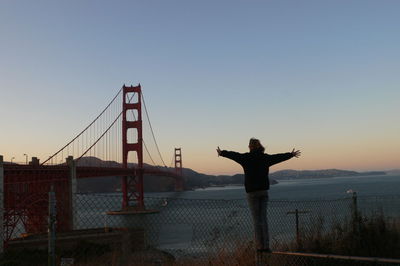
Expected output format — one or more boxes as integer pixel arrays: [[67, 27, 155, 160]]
[[11, 157, 15, 164], [23, 154, 28, 165]]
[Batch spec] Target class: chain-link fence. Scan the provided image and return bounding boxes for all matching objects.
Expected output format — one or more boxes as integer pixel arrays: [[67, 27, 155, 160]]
[[2, 193, 400, 266]]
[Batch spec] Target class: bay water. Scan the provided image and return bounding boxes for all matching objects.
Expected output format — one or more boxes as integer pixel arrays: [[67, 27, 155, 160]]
[[152, 173, 400, 200], [74, 174, 400, 258]]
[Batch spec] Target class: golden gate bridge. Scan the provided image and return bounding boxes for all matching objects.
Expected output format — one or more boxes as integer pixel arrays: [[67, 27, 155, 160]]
[[0, 84, 183, 245]]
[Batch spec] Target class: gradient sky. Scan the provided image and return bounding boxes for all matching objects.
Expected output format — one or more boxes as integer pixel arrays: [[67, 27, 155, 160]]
[[1, 1, 399, 175]]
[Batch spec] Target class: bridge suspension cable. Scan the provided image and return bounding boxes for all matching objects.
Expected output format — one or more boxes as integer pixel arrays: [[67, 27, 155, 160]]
[[127, 95, 163, 168], [169, 150, 175, 168], [143, 138, 157, 166], [76, 111, 122, 161], [141, 91, 167, 167], [42, 88, 123, 165]]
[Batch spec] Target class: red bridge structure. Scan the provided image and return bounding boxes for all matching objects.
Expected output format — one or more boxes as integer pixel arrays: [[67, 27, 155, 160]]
[[0, 84, 184, 247]]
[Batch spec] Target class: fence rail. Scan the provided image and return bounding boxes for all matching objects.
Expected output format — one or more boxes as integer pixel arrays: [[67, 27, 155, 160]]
[[273, 251, 400, 264]]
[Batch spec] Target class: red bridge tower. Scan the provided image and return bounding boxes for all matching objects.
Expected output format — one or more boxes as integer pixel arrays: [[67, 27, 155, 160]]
[[122, 84, 144, 210]]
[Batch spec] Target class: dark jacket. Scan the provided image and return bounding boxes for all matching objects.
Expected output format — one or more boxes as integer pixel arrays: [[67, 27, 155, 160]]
[[220, 149, 293, 193]]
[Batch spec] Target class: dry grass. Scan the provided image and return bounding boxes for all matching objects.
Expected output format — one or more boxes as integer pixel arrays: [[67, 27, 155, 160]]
[[73, 241, 256, 266], [294, 212, 400, 259]]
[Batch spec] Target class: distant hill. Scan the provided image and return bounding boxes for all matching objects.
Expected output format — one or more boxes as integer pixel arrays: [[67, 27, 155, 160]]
[[270, 169, 387, 180], [386, 169, 400, 175], [76, 156, 178, 193], [68, 157, 388, 193]]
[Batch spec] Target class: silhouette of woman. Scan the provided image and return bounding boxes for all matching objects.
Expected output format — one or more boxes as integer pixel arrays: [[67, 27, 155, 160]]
[[217, 138, 301, 254]]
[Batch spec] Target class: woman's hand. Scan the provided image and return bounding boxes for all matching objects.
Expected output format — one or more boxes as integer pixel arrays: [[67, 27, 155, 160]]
[[291, 148, 301, 158], [216, 146, 222, 156]]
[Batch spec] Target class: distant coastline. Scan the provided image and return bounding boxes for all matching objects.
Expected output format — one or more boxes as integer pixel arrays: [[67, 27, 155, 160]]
[[269, 169, 387, 180]]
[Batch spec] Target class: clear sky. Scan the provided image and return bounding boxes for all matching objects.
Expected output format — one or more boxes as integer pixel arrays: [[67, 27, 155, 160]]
[[1, 1, 399, 175]]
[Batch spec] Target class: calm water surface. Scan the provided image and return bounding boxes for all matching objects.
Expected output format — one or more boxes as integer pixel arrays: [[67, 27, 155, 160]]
[[149, 174, 400, 200]]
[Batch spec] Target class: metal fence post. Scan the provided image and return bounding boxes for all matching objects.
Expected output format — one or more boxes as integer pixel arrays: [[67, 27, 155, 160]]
[[352, 192, 358, 217], [295, 209, 300, 247], [0, 156, 4, 253], [352, 192, 359, 233], [287, 209, 309, 249], [67, 156, 77, 230], [48, 185, 57, 266]]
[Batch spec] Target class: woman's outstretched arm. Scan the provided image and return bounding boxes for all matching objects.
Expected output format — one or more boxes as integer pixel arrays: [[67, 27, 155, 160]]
[[217, 146, 244, 164], [268, 148, 301, 166]]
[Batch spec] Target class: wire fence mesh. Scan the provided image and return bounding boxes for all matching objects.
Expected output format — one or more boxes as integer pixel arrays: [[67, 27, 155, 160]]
[[2, 193, 400, 266]]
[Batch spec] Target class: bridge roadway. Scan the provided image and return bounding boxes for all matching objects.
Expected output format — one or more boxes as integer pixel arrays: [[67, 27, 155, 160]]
[[3, 163, 179, 179]]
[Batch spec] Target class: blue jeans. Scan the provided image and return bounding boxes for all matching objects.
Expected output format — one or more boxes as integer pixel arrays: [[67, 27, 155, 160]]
[[247, 190, 269, 250]]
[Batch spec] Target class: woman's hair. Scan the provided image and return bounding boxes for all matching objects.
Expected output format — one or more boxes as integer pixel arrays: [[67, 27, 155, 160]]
[[249, 138, 265, 152]]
